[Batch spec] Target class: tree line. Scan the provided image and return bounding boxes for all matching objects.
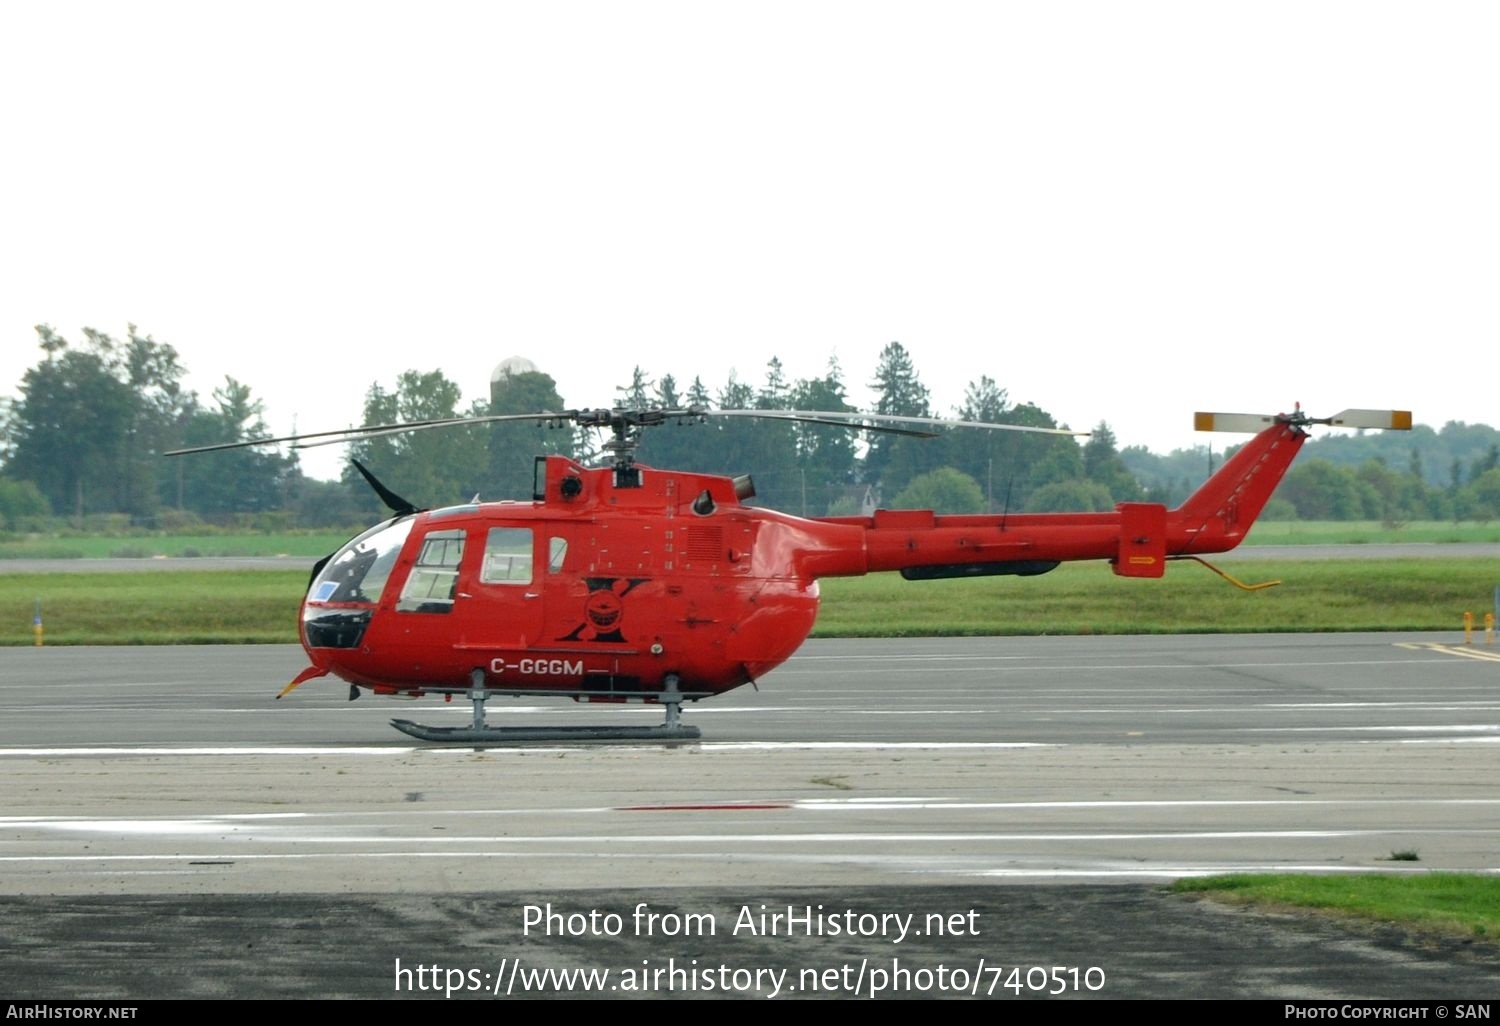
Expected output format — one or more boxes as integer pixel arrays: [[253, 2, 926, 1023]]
[[2, 325, 1498, 531]]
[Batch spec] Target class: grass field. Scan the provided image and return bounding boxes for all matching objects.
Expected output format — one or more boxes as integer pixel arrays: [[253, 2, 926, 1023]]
[[5, 558, 1497, 645], [6, 570, 308, 645], [1243, 520, 1500, 545], [814, 559, 1499, 637], [0, 533, 349, 560], [1173, 875, 1500, 943], [2, 520, 1500, 561]]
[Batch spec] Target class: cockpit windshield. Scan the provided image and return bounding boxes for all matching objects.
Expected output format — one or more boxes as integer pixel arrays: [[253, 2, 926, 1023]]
[[302, 517, 416, 649], [308, 517, 415, 605]]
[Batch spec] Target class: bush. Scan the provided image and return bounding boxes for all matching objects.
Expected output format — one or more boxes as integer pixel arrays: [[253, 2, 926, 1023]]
[[153, 508, 206, 532], [1260, 496, 1298, 521], [0, 478, 51, 529]]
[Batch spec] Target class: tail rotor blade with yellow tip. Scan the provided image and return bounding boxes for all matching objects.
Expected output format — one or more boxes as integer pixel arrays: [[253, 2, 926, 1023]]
[[1194, 407, 1413, 433]]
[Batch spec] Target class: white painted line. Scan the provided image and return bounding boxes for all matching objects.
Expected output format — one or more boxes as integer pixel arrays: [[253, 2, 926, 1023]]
[[703, 742, 1055, 751], [1266, 701, 1500, 709], [0, 746, 416, 757], [1235, 724, 1499, 733], [9, 796, 1497, 827], [788, 658, 1474, 672], [959, 865, 1500, 879], [790, 797, 1500, 810], [0, 813, 310, 825], [0, 829, 1425, 847]]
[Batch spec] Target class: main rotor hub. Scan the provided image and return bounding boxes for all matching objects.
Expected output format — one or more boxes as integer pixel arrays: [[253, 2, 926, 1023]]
[[570, 407, 708, 477]]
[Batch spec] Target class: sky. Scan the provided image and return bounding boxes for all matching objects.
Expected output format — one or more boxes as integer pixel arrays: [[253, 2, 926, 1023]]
[[2, 1, 1496, 482]]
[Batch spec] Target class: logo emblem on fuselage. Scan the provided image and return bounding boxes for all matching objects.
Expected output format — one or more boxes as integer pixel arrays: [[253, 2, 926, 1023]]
[[561, 577, 648, 643]]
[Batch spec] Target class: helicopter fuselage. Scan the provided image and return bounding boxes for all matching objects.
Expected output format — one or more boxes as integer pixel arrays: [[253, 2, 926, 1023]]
[[296, 418, 1310, 704]]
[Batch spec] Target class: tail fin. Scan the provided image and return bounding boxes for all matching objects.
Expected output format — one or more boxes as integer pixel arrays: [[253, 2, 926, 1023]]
[[1172, 419, 1307, 553], [1169, 406, 1411, 555]]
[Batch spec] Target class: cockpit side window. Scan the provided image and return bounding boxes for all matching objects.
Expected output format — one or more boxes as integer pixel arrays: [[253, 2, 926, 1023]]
[[481, 527, 534, 584], [396, 528, 465, 613]]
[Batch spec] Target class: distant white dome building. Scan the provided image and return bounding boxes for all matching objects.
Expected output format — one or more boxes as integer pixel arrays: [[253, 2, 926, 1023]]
[[491, 356, 539, 383], [490, 356, 540, 404]]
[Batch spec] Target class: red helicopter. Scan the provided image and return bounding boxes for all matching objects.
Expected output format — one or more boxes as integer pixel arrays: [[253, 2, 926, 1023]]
[[171, 404, 1410, 741]]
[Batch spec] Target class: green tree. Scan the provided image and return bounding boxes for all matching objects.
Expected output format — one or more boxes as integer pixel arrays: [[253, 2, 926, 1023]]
[[1278, 459, 1364, 520], [959, 376, 1009, 423], [8, 325, 187, 522], [1352, 458, 1432, 523], [347, 370, 487, 513], [865, 342, 931, 487], [641, 372, 704, 472], [1024, 478, 1115, 513], [0, 397, 13, 466], [943, 376, 1009, 506], [487, 366, 572, 500], [615, 366, 653, 409], [893, 467, 986, 513], [1026, 425, 1086, 491], [1082, 422, 1142, 503], [0, 477, 50, 530], [619, 370, 691, 472], [707, 369, 759, 480], [684, 375, 712, 409], [1470, 444, 1500, 484], [745, 358, 799, 508], [995, 402, 1080, 512], [121, 326, 193, 516], [1120, 443, 1215, 508], [167, 377, 292, 515], [285, 475, 369, 530], [681, 362, 801, 507], [790, 357, 860, 514], [1459, 467, 1500, 523]]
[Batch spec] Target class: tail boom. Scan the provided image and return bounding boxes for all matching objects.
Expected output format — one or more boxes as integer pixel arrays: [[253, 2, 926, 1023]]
[[806, 418, 1310, 581]]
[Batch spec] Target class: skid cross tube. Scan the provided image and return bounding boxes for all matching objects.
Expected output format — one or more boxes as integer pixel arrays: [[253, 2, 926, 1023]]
[[388, 667, 702, 743]]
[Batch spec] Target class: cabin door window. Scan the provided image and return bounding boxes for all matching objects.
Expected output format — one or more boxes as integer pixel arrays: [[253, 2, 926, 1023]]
[[396, 528, 466, 613]]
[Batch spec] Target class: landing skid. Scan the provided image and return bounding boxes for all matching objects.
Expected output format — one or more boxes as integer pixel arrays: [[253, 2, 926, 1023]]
[[387, 670, 702, 743], [388, 720, 700, 743]]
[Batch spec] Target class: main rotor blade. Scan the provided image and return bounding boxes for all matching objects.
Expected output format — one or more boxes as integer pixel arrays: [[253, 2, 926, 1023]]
[[710, 409, 1087, 437], [710, 410, 936, 437], [164, 404, 1086, 458], [163, 411, 570, 456], [350, 459, 420, 517]]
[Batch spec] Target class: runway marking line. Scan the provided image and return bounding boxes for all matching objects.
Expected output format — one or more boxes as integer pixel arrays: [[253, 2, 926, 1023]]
[[0, 741, 1055, 758], [616, 803, 792, 812], [9, 796, 1500, 830], [1396, 642, 1500, 663]]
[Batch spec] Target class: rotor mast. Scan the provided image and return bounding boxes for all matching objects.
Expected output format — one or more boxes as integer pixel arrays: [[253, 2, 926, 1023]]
[[573, 407, 707, 486]]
